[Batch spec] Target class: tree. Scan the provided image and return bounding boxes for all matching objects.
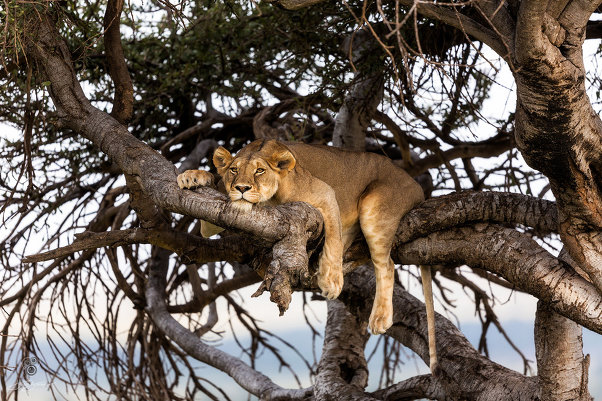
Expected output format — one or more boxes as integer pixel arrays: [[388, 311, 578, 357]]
[[1, 0, 600, 399]]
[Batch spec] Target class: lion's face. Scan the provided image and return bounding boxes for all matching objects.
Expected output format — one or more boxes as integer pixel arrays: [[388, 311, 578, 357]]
[[213, 140, 296, 211]]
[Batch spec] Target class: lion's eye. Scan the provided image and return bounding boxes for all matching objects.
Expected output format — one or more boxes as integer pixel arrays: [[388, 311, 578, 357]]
[[255, 168, 265, 175], [229, 167, 238, 174]]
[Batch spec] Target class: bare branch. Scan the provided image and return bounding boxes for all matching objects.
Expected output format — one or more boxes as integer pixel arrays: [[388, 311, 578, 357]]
[[103, 0, 133, 123], [168, 271, 261, 313], [22, 229, 252, 265], [408, 134, 515, 176], [558, 0, 602, 32], [145, 261, 313, 399]]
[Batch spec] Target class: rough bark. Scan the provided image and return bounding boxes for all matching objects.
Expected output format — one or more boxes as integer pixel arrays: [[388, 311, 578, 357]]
[[513, 55, 602, 293], [314, 300, 374, 401], [22, 229, 255, 265], [394, 190, 558, 242], [395, 225, 602, 334], [371, 375, 446, 400], [535, 301, 592, 401], [268, 0, 602, 298], [313, 29, 388, 397], [145, 251, 312, 400], [20, 7, 602, 399], [341, 266, 540, 400]]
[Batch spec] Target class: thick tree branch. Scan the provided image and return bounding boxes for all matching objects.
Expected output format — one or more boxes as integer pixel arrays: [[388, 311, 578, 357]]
[[515, 0, 548, 64], [395, 224, 602, 334], [558, 0, 602, 32], [24, 13, 324, 314], [395, 191, 558, 242]]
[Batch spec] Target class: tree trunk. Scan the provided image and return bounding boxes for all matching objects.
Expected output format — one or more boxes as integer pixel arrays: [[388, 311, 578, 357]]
[[535, 301, 592, 401], [513, 0, 602, 292], [314, 300, 374, 401]]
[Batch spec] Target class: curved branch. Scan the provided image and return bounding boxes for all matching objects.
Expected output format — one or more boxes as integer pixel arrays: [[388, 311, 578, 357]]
[[402, 0, 510, 58], [168, 271, 261, 313], [408, 135, 515, 176], [145, 262, 313, 400], [395, 224, 602, 334], [558, 0, 602, 32], [395, 191, 558, 243]]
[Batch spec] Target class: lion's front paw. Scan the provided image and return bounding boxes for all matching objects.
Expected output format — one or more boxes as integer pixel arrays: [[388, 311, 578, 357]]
[[317, 258, 344, 300], [177, 170, 214, 189], [368, 299, 393, 335]]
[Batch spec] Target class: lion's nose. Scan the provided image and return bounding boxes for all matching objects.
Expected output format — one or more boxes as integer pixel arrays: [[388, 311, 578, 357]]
[[235, 185, 251, 193]]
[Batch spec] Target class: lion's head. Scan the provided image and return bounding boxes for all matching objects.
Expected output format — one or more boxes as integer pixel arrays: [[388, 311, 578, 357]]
[[213, 140, 296, 211]]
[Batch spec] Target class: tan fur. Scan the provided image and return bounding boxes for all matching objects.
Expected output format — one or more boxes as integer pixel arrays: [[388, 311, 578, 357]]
[[177, 140, 437, 372]]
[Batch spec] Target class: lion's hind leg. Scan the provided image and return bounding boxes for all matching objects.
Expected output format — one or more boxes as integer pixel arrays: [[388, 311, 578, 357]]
[[358, 183, 405, 335]]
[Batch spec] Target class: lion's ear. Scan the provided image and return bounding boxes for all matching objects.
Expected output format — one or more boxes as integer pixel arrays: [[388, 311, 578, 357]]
[[268, 149, 296, 172], [213, 146, 233, 175]]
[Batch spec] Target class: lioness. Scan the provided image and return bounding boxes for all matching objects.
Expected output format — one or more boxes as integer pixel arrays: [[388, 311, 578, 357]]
[[177, 140, 435, 367]]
